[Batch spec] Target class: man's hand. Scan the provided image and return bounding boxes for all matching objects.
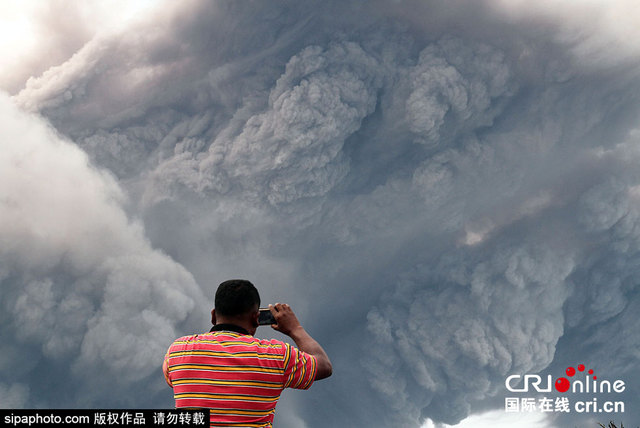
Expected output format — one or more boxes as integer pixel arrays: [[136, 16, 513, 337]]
[[268, 303, 332, 380], [268, 303, 302, 335]]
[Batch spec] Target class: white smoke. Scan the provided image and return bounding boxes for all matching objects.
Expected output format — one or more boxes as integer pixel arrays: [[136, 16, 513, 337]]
[[0, 93, 206, 406]]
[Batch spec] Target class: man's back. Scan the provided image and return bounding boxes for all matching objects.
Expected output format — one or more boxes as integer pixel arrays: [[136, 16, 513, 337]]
[[164, 326, 317, 427]]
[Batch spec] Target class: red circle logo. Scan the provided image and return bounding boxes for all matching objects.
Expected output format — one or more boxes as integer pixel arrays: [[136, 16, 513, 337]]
[[555, 377, 571, 393]]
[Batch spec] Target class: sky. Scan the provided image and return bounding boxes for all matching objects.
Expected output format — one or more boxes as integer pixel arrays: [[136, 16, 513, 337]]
[[2, 0, 640, 427]]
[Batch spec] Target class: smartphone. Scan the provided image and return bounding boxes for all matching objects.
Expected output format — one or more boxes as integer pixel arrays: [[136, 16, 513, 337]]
[[258, 308, 276, 325]]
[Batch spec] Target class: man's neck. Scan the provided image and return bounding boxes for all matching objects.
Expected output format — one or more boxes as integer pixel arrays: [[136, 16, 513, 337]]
[[210, 323, 250, 335], [213, 316, 255, 335]]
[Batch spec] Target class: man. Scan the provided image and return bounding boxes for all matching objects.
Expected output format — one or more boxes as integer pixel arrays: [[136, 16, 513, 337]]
[[163, 279, 332, 427]]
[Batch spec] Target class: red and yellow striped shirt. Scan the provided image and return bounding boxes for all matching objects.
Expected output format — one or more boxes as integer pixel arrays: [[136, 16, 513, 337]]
[[163, 327, 317, 428]]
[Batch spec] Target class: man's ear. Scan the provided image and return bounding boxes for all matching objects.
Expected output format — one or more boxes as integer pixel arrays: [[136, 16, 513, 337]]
[[211, 309, 216, 325], [251, 310, 259, 328]]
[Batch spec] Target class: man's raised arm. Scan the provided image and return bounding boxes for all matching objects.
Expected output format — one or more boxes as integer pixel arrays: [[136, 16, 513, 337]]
[[269, 303, 333, 380]]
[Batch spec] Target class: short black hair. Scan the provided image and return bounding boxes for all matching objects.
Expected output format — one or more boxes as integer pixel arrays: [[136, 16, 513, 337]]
[[215, 279, 260, 317]]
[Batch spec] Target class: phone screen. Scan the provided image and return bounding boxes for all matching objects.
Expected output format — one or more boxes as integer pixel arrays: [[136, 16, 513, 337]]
[[258, 308, 276, 325]]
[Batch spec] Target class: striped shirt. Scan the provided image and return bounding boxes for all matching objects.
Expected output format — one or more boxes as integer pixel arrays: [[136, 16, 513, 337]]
[[163, 325, 317, 427]]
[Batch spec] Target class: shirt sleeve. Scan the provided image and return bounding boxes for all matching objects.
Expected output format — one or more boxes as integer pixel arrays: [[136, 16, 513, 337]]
[[282, 343, 317, 390], [163, 347, 172, 387]]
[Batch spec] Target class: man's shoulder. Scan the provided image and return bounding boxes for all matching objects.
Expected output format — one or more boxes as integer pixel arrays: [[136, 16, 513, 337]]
[[218, 334, 293, 357], [168, 331, 289, 349], [228, 334, 290, 350]]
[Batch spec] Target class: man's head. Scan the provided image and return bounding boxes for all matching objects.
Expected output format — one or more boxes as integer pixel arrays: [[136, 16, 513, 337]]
[[212, 279, 261, 334]]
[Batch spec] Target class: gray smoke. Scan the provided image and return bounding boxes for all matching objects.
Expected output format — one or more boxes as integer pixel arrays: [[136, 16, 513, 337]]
[[3, 0, 640, 426]]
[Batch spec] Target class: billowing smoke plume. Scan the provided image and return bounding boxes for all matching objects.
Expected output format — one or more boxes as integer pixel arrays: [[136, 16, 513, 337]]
[[0, 93, 206, 406], [3, 0, 640, 426]]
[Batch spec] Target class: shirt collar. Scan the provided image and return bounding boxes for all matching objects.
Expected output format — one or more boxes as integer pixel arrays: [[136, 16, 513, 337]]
[[209, 323, 250, 335]]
